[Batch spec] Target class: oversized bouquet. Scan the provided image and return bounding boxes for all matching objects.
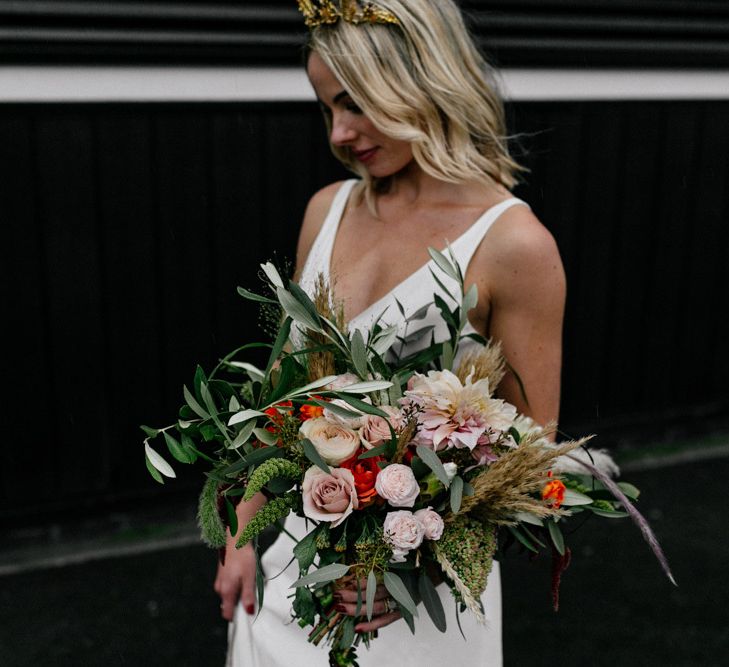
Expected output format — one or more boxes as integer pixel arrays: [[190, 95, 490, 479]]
[[142, 248, 674, 666]]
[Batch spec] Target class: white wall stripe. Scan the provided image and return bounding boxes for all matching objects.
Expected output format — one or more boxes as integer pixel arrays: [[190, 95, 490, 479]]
[[1, 66, 729, 103]]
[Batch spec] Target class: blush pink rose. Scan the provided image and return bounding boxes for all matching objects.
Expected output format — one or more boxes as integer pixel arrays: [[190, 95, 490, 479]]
[[414, 507, 444, 541], [374, 463, 420, 508], [383, 510, 425, 562], [299, 417, 361, 465], [302, 466, 358, 527], [359, 406, 404, 450]]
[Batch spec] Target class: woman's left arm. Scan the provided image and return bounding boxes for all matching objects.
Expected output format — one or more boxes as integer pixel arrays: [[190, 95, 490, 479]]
[[469, 207, 567, 430]]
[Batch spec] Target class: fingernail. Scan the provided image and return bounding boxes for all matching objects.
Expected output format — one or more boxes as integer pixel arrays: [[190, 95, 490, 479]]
[[334, 603, 346, 612], [246, 604, 255, 615], [333, 593, 342, 601]]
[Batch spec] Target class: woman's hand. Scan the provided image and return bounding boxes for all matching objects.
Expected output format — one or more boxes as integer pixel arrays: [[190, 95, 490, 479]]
[[334, 581, 401, 632], [213, 493, 266, 621], [214, 540, 257, 621]]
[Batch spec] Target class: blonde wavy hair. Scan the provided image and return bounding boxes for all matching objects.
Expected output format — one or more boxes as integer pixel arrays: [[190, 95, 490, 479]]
[[306, 0, 524, 210]]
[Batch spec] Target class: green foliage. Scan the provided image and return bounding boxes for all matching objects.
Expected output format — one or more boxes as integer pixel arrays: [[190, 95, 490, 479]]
[[197, 476, 227, 549], [243, 458, 302, 501], [235, 493, 298, 548]]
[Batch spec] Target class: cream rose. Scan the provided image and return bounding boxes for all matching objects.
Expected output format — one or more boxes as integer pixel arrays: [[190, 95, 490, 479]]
[[374, 463, 420, 507], [383, 510, 425, 562], [302, 466, 358, 527], [299, 417, 361, 465], [414, 507, 444, 541], [359, 406, 404, 450]]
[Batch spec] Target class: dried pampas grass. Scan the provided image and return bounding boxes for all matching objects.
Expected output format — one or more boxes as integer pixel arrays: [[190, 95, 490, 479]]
[[452, 433, 594, 525], [306, 273, 345, 381], [455, 340, 507, 388]]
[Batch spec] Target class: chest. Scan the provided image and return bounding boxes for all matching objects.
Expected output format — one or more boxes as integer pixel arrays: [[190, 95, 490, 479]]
[[329, 203, 486, 322]]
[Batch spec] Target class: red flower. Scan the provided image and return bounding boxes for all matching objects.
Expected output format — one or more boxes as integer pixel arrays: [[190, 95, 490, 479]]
[[264, 401, 294, 443], [542, 479, 567, 509], [340, 451, 383, 508]]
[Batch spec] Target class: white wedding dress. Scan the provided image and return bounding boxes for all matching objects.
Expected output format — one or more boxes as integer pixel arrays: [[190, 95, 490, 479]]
[[227, 180, 529, 666]]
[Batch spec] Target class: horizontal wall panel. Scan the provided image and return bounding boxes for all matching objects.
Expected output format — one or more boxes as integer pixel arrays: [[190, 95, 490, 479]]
[[2, 98, 728, 524], [2, 1, 729, 67]]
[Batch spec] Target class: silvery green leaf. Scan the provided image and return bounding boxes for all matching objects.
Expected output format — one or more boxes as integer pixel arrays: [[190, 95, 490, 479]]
[[427, 247, 459, 282], [337, 380, 393, 393], [416, 445, 450, 488], [253, 427, 279, 446], [261, 261, 284, 288], [514, 512, 544, 527], [277, 288, 322, 333], [366, 570, 377, 622], [287, 375, 339, 395], [441, 340, 454, 371], [406, 303, 431, 322], [302, 438, 330, 474], [462, 283, 478, 313], [547, 519, 565, 555], [617, 482, 641, 500], [228, 409, 266, 427], [145, 443, 176, 478], [419, 572, 446, 632], [291, 563, 350, 588], [383, 571, 418, 618], [561, 488, 594, 506], [449, 475, 464, 514], [230, 420, 256, 449], [350, 329, 368, 378], [236, 286, 277, 303], [227, 361, 265, 382], [313, 399, 361, 420], [177, 420, 194, 430], [371, 326, 399, 356], [228, 395, 241, 412], [184, 385, 209, 420]]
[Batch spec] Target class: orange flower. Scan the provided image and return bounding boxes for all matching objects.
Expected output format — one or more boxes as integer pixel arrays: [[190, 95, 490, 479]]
[[340, 451, 383, 508], [299, 401, 324, 421], [542, 479, 566, 509], [264, 401, 294, 440]]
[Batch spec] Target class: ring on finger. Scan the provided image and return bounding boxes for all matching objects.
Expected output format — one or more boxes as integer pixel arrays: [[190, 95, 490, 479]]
[[383, 598, 393, 614]]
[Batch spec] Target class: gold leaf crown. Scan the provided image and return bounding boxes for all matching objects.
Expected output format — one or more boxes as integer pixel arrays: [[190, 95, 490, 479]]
[[297, 0, 399, 28]]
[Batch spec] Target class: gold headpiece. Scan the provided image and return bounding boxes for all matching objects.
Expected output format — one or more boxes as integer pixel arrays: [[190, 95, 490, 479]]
[[297, 0, 399, 28]]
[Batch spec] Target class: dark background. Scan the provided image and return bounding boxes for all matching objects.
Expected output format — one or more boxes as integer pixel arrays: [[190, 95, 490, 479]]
[[1, 1, 728, 664]]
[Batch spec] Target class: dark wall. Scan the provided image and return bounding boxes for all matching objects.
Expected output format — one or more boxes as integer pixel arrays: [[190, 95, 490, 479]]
[[3, 99, 729, 523]]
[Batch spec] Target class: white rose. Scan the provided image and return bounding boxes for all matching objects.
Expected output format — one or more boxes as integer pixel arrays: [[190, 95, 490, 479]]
[[383, 510, 425, 562], [375, 463, 420, 508], [299, 417, 360, 465], [414, 507, 444, 541]]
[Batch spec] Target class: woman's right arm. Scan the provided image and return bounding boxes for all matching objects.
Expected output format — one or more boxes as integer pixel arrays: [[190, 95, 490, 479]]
[[214, 181, 342, 621]]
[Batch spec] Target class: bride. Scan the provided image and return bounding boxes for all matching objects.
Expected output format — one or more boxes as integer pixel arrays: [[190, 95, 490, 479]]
[[215, 1, 565, 664]]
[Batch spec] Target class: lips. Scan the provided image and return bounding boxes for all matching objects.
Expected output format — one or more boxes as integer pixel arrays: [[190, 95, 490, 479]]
[[353, 147, 378, 163]]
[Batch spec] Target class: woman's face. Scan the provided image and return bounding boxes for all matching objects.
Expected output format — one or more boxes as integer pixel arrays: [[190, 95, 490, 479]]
[[306, 51, 414, 178]]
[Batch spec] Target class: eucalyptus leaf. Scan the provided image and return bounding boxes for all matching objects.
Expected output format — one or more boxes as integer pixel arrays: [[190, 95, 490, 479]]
[[449, 475, 464, 514], [228, 409, 266, 427], [561, 488, 594, 506], [419, 572, 447, 632], [371, 326, 399, 356], [145, 454, 164, 484], [285, 375, 339, 396], [336, 380, 393, 394], [383, 571, 418, 618], [514, 511, 544, 527], [183, 385, 209, 420], [230, 419, 256, 450], [406, 302, 431, 322], [350, 329, 368, 378], [226, 361, 266, 382], [236, 286, 277, 303], [140, 425, 159, 438], [291, 563, 350, 588], [441, 340, 455, 371], [366, 570, 377, 622], [312, 398, 361, 420], [416, 445, 450, 488], [331, 392, 389, 418], [144, 443, 176, 478], [164, 432, 192, 464], [253, 427, 279, 446], [428, 247, 460, 282], [293, 529, 318, 571], [301, 439, 330, 474], [547, 519, 565, 555], [277, 288, 322, 333], [228, 395, 241, 412], [462, 283, 478, 314], [506, 524, 539, 553], [261, 261, 284, 288]]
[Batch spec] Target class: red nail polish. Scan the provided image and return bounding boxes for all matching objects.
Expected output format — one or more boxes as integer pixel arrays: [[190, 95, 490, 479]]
[[334, 603, 346, 612], [246, 604, 255, 615]]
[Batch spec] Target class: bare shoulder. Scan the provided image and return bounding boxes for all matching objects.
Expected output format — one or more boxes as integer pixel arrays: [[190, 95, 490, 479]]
[[473, 203, 566, 305], [294, 180, 348, 278]]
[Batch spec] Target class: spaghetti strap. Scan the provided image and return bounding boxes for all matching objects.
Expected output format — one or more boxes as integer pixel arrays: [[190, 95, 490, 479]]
[[449, 197, 530, 277]]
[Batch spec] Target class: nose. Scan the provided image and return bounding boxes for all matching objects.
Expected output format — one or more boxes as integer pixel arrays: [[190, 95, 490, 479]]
[[329, 111, 357, 146]]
